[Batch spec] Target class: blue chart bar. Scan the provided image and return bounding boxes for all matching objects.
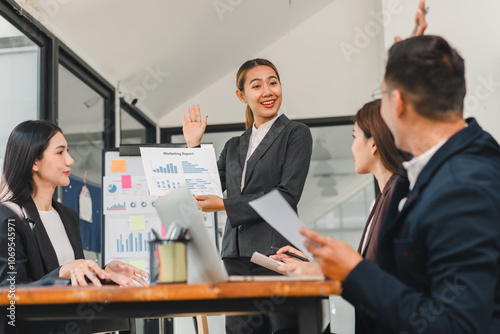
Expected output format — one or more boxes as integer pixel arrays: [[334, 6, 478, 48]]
[[116, 232, 152, 253], [182, 161, 208, 173], [185, 178, 212, 190], [167, 180, 180, 189], [153, 163, 178, 174], [156, 180, 181, 190]]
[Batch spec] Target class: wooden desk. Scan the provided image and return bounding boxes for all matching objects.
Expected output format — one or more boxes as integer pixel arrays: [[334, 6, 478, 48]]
[[0, 280, 340, 333]]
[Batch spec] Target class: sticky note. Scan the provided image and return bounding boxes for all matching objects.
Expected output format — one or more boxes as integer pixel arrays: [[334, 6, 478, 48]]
[[130, 215, 146, 230], [121, 175, 132, 189], [129, 260, 146, 272], [111, 160, 126, 173]]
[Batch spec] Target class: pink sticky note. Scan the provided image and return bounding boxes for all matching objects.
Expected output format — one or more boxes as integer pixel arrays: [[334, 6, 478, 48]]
[[121, 175, 132, 189]]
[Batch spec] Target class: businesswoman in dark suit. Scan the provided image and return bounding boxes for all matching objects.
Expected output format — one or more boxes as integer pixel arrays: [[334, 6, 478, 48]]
[[0, 120, 148, 287], [272, 99, 407, 334], [183, 58, 313, 334]]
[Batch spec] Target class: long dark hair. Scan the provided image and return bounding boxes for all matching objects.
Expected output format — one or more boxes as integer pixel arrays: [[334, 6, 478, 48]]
[[236, 58, 281, 129], [354, 100, 407, 174], [0, 120, 62, 204]]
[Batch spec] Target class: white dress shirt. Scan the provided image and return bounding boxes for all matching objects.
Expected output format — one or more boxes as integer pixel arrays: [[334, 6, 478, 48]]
[[38, 209, 75, 266], [241, 115, 279, 191], [398, 139, 447, 211]]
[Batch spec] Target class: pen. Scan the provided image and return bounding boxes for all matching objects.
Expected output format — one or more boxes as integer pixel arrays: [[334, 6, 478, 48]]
[[270, 246, 309, 262], [411, 6, 429, 37], [151, 228, 161, 240]]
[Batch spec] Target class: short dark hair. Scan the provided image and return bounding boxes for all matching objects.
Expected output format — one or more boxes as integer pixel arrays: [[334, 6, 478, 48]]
[[384, 35, 466, 121], [0, 120, 62, 204], [354, 99, 408, 175]]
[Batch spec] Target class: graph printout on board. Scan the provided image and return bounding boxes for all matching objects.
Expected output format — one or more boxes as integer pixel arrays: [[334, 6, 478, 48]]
[[140, 147, 223, 197]]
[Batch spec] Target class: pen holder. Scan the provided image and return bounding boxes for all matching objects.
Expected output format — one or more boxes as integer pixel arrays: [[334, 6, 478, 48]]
[[149, 239, 188, 284]]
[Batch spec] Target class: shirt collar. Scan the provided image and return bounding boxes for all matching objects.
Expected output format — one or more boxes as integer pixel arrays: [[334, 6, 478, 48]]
[[252, 114, 279, 134], [402, 139, 447, 190]]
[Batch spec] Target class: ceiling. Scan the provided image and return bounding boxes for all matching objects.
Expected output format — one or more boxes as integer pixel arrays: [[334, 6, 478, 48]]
[[17, 0, 336, 122]]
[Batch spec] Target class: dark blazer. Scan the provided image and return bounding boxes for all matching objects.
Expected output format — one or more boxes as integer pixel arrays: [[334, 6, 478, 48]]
[[342, 118, 500, 334], [0, 198, 84, 285], [355, 173, 399, 334], [219, 114, 312, 258]]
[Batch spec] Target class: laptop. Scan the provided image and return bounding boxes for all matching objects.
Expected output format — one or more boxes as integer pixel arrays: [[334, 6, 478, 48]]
[[154, 184, 324, 284]]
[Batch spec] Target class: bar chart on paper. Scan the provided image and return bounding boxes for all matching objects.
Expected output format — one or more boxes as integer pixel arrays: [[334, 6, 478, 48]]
[[140, 147, 223, 197], [152, 163, 179, 174]]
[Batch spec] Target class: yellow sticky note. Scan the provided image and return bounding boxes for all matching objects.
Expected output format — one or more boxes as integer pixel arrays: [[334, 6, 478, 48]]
[[130, 215, 146, 230], [111, 160, 126, 173], [129, 260, 146, 272]]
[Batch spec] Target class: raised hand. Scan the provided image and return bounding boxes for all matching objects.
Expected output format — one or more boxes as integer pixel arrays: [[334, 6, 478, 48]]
[[59, 259, 111, 287], [182, 105, 208, 147], [394, 0, 428, 43]]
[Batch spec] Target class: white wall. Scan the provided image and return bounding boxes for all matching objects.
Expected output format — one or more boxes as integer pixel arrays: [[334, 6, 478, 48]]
[[160, 0, 389, 127], [381, 0, 500, 141]]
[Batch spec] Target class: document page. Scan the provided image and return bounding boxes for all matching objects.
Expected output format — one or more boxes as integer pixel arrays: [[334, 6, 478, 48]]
[[249, 190, 314, 260], [140, 147, 223, 197]]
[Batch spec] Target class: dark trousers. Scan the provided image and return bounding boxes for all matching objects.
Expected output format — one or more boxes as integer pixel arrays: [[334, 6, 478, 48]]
[[223, 257, 298, 334]]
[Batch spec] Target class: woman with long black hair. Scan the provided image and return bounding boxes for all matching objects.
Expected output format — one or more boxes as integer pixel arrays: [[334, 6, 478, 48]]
[[0, 120, 148, 287]]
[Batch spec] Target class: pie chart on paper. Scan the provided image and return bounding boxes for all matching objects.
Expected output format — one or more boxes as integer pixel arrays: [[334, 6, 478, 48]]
[[108, 184, 117, 193]]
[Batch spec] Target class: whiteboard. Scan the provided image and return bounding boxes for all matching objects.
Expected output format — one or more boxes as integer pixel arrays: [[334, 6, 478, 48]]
[[102, 148, 216, 282]]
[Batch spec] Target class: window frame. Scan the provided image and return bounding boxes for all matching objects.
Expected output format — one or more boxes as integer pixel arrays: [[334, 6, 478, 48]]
[[0, 1, 116, 148], [120, 97, 157, 144]]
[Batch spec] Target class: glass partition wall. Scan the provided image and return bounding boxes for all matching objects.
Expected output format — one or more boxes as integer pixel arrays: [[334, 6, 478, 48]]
[[58, 64, 105, 186], [0, 16, 40, 174], [120, 100, 156, 145]]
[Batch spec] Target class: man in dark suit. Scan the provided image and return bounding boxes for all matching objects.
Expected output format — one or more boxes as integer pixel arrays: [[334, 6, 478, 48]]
[[302, 35, 500, 333]]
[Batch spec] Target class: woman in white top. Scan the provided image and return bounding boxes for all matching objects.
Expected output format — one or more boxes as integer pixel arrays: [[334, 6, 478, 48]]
[[0, 120, 148, 287]]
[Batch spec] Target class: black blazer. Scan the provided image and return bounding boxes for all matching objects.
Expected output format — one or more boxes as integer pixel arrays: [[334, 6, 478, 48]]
[[342, 118, 500, 333], [0, 198, 84, 285], [219, 114, 312, 258]]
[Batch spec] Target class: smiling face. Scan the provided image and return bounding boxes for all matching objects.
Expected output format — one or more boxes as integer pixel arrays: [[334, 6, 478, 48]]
[[236, 65, 282, 127], [351, 122, 376, 175], [32, 132, 74, 190]]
